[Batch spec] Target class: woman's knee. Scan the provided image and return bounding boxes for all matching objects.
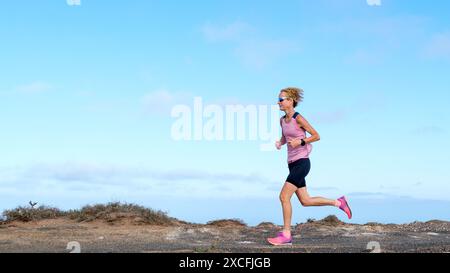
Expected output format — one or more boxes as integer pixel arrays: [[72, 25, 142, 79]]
[[299, 197, 312, 207], [279, 193, 291, 203]]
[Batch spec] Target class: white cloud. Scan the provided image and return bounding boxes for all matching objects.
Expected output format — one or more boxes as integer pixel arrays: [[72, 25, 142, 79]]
[[0, 162, 275, 198], [309, 90, 387, 124], [142, 89, 194, 116], [344, 49, 382, 65], [234, 39, 298, 70], [201, 21, 252, 42], [310, 110, 348, 124], [352, 90, 388, 113], [201, 21, 299, 70], [348, 192, 392, 199], [15, 81, 53, 94], [410, 126, 446, 136], [424, 32, 450, 60], [314, 14, 428, 59]]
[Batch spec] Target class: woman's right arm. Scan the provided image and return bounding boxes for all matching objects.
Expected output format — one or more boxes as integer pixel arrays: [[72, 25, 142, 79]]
[[279, 117, 286, 145]]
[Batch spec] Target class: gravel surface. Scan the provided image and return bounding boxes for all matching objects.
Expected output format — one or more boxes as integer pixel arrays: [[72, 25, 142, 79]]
[[1, 216, 449, 253]]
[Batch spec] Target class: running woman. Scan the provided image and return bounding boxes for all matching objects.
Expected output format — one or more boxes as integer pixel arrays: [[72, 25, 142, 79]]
[[267, 87, 352, 246]]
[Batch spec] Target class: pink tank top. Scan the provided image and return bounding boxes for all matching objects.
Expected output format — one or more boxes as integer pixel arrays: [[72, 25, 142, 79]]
[[281, 114, 313, 164]]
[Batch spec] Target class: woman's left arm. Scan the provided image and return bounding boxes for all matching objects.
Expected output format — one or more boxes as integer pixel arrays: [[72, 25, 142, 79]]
[[296, 114, 320, 144]]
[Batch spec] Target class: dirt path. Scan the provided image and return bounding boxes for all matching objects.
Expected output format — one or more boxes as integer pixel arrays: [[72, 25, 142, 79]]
[[1, 218, 449, 253]]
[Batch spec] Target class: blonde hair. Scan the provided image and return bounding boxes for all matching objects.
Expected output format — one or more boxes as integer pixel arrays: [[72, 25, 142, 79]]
[[280, 87, 304, 108]]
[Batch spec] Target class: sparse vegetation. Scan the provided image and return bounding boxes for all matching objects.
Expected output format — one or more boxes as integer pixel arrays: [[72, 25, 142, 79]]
[[2, 205, 66, 222], [315, 215, 343, 226], [304, 215, 344, 226], [256, 222, 276, 229], [67, 202, 175, 225], [366, 222, 382, 226], [206, 218, 247, 227], [1, 202, 176, 226]]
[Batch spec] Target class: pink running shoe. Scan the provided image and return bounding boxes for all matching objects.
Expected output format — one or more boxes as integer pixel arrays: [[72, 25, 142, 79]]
[[267, 232, 292, 246], [338, 196, 352, 219]]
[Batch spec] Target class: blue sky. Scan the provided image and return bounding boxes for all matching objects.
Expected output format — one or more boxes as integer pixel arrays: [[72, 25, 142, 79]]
[[1, 0, 449, 225]]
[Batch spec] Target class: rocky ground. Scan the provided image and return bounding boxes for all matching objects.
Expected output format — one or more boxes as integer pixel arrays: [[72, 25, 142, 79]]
[[1, 215, 449, 253]]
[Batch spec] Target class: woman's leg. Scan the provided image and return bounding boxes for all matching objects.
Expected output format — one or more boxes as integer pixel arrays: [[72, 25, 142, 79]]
[[279, 182, 299, 236], [295, 187, 337, 207]]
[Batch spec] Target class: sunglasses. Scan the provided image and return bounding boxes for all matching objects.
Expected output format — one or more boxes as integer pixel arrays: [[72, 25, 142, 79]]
[[278, 97, 289, 102]]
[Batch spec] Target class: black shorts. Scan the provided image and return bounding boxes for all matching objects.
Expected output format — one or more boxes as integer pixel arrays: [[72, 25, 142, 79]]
[[286, 158, 311, 188]]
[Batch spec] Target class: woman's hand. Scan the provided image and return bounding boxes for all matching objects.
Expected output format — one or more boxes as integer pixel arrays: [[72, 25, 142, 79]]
[[288, 138, 302, 148], [275, 141, 282, 150]]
